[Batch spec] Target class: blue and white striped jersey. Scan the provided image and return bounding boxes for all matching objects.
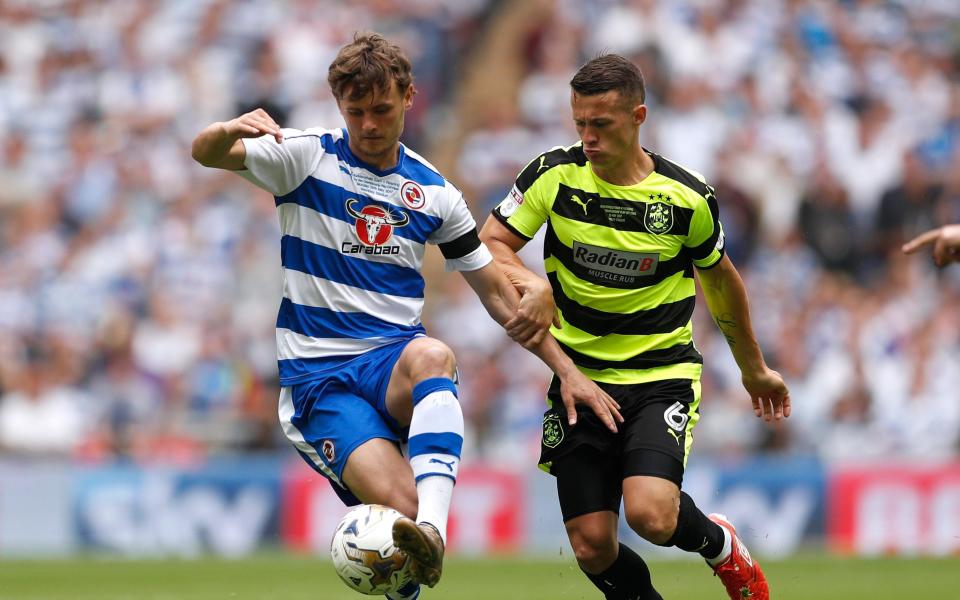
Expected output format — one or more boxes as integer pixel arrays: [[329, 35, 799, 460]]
[[239, 127, 492, 385]]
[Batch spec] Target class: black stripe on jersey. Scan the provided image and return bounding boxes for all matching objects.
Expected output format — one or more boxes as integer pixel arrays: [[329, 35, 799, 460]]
[[546, 223, 693, 290], [557, 340, 703, 371], [551, 183, 694, 236], [492, 209, 533, 241], [686, 192, 722, 261], [651, 152, 711, 198], [516, 145, 588, 193], [439, 228, 482, 260], [547, 272, 695, 336]]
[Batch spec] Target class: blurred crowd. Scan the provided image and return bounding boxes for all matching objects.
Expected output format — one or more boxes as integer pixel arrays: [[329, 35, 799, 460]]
[[1, 0, 959, 466], [0, 0, 491, 460], [452, 0, 960, 463]]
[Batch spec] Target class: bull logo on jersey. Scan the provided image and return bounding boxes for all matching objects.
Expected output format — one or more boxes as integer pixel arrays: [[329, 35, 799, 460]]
[[644, 202, 674, 234], [346, 199, 409, 246], [400, 181, 426, 210], [542, 413, 564, 449]]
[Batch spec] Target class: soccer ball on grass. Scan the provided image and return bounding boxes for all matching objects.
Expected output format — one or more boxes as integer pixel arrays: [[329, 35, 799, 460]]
[[330, 504, 413, 595]]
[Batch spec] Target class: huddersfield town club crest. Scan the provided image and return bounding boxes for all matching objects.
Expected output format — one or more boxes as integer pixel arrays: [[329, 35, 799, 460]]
[[542, 413, 564, 448], [644, 202, 673, 234]]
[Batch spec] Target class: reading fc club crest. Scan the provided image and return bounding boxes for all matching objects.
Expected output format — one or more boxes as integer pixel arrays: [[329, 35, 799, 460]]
[[400, 180, 425, 210], [542, 413, 564, 449], [644, 202, 674, 234], [322, 440, 336, 463]]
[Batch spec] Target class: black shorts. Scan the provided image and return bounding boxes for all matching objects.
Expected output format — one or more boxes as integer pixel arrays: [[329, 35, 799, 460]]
[[538, 377, 701, 521]]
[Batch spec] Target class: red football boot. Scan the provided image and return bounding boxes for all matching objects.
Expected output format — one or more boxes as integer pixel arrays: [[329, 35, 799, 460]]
[[707, 514, 769, 599]]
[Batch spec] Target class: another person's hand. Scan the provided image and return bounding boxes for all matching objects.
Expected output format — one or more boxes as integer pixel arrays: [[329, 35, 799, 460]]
[[742, 367, 790, 422], [902, 224, 960, 266], [505, 273, 560, 349], [558, 370, 624, 433], [223, 108, 284, 144]]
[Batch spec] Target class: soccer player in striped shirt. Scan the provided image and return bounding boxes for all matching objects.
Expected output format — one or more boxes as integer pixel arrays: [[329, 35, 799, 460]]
[[192, 32, 621, 599], [480, 54, 790, 600]]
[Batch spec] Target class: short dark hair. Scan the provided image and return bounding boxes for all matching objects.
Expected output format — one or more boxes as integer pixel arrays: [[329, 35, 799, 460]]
[[570, 54, 645, 105], [328, 32, 414, 101]]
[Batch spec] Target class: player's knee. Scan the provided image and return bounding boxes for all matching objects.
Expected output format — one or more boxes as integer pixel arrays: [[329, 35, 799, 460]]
[[405, 338, 456, 379], [625, 505, 678, 545], [567, 529, 617, 573]]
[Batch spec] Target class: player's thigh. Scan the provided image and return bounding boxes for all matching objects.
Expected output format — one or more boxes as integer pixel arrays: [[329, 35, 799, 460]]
[[553, 444, 622, 522], [621, 378, 700, 484], [384, 336, 457, 425], [279, 381, 404, 504], [617, 381, 693, 541], [555, 449, 620, 570], [342, 437, 417, 518]]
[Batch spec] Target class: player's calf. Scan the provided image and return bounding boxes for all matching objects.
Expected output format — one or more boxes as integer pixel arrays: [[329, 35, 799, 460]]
[[396, 376, 463, 588], [407, 376, 463, 535]]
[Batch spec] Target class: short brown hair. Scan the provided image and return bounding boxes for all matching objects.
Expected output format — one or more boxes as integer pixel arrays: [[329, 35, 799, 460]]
[[327, 32, 414, 101], [570, 54, 645, 105]]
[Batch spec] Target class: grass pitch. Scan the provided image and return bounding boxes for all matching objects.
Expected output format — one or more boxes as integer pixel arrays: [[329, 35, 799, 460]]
[[1, 554, 955, 599]]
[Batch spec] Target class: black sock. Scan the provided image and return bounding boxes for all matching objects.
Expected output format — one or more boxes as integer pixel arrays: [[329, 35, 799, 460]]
[[659, 491, 725, 559], [582, 543, 662, 600]]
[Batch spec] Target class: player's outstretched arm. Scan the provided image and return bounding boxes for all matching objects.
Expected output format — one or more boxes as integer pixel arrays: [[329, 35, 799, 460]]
[[191, 108, 284, 171], [479, 216, 561, 348], [460, 262, 623, 432], [902, 224, 960, 266], [695, 255, 790, 422]]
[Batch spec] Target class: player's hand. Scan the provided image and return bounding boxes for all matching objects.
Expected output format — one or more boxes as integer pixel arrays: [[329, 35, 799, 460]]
[[559, 370, 623, 433], [742, 366, 790, 422], [505, 273, 560, 349], [902, 224, 960, 267], [223, 108, 284, 144]]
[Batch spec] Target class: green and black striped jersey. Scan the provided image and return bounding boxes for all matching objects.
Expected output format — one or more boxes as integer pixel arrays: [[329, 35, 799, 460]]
[[492, 142, 725, 385]]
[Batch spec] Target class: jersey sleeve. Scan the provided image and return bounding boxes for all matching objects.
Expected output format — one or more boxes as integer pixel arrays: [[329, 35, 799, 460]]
[[237, 128, 325, 196], [429, 183, 493, 272], [685, 185, 726, 268], [490, 156, 552, 241]]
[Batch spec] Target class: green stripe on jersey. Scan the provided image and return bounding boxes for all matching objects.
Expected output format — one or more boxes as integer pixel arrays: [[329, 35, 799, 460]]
[[553, 317, 693, 363], [577, 363, 704, 386], [546, 260, 696, 315]]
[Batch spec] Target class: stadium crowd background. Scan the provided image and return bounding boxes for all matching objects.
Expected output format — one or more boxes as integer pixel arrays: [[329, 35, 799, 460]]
[[0, 0, 958, 470]]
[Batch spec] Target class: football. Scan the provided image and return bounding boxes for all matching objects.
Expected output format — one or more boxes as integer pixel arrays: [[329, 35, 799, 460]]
[[330, 504, 413, 595]]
